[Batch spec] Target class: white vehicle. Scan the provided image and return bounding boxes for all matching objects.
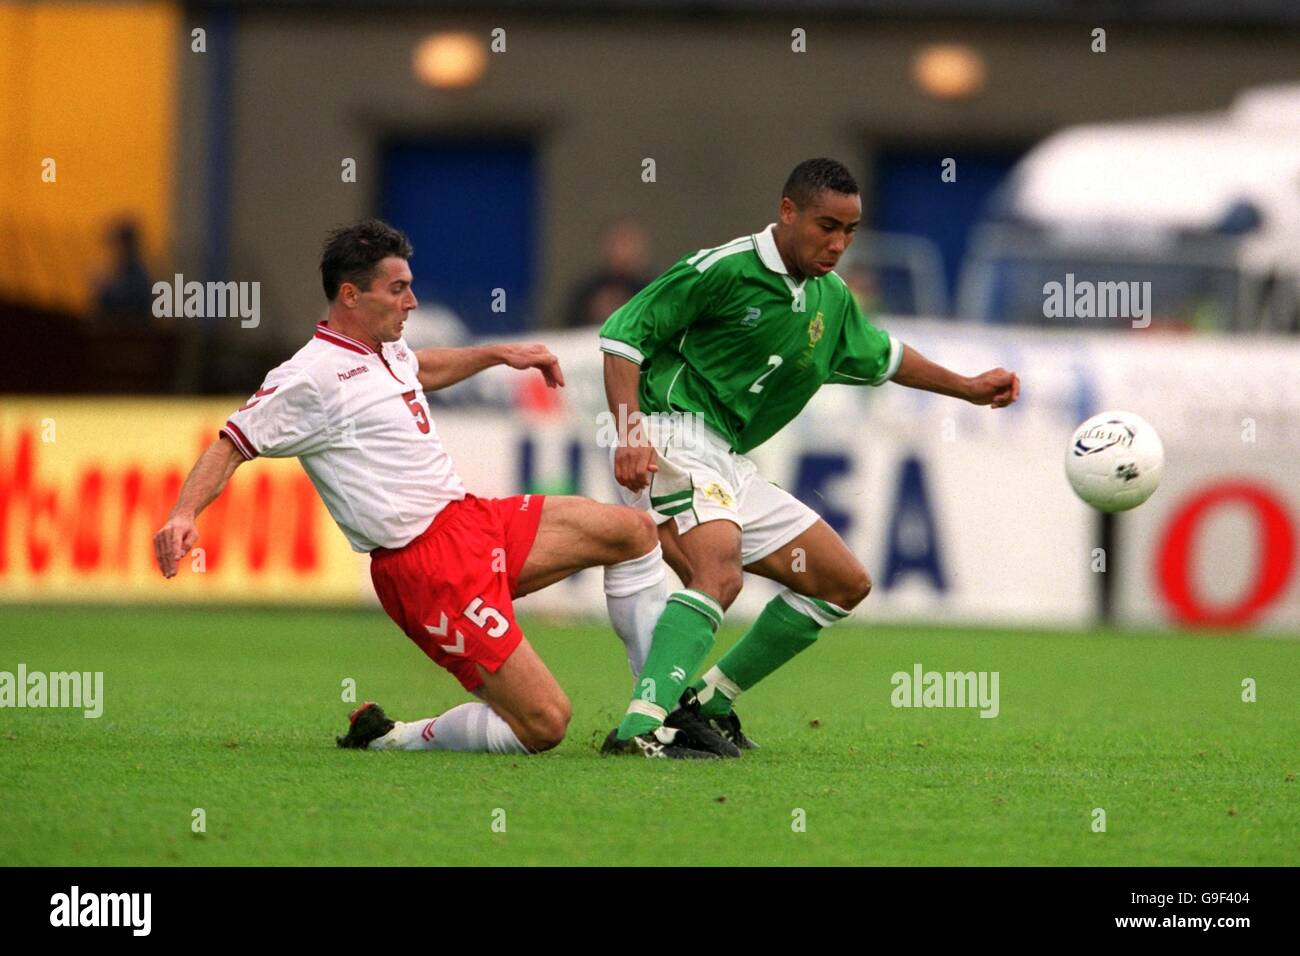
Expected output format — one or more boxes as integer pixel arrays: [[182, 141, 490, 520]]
[[960, 84, 1300, 332]]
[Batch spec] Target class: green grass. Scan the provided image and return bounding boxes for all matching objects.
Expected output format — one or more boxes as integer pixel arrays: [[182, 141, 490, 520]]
[[1, 605, 1297, 866]]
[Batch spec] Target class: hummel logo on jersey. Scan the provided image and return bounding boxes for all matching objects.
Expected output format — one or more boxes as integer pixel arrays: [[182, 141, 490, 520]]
[[337, 365, 369, 382], [670, 666, 687, 683], [741, 307, 761, 328]]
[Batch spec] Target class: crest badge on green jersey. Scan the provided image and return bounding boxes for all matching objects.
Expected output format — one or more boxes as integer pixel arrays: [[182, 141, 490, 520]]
[[808, 311, 825, 346]]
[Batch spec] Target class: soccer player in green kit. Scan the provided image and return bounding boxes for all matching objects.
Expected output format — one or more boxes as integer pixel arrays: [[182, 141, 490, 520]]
[[598, 158, 1020, 758]]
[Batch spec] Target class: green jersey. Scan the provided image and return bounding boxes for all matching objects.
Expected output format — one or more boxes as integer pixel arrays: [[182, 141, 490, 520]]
[[599, 224, 902, 454]]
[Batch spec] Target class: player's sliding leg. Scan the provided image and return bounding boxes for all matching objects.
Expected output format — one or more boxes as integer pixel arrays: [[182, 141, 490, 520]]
[[460, 638, 571, 752], [690, 518, 872, 723], [340, 694, 527, 755], [358, 496, 655, 756], [343, 639, 568, 754], [512, 496, 667, 681], [357, 701, 528, 753], [605, 517, 743, 757], [361, 494, 599, 756], [365, 497, 675, 757]]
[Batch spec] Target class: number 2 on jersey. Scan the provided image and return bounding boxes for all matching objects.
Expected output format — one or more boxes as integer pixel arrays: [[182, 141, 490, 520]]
[[749, 354, 783, 393], [401, 390, 431, 433]]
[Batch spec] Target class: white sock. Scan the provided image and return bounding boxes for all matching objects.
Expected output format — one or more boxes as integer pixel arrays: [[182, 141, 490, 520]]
[[370, 702, 528, 754], [603, 543, 667, 680], [695, 665, 743, 710]]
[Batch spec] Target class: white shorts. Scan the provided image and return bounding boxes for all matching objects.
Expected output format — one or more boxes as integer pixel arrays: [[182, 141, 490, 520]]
[[612, 415, 821, 566]]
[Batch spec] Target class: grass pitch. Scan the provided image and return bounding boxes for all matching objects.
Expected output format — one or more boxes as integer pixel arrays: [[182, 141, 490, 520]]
[[1, 604, 1296, 866]]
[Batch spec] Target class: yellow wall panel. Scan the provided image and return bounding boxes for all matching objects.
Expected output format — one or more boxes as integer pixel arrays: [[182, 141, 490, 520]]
[[0, 398, 369, 605], [0, 2, 178, 312]]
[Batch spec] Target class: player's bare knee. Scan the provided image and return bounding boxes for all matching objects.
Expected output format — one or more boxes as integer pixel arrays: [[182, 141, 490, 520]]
[[721, 570, 744, 608], [834, 569, 873, 610], [523, 697, 570, 752], [627, 510, 658, 556], [695, 566, 743, 609]]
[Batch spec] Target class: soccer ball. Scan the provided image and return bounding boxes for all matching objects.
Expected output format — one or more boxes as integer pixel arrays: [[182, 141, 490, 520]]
[[1065, 411, 1164, 512]]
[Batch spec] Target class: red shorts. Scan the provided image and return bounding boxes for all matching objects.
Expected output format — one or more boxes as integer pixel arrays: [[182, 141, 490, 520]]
[[369, 494, 544, 692]]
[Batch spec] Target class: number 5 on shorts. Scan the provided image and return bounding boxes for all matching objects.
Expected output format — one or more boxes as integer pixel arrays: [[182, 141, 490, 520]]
[[465, 597, 509, 638]]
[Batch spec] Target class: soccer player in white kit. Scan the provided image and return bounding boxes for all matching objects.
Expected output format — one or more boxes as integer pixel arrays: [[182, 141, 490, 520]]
[[153, 220, 714, 758]]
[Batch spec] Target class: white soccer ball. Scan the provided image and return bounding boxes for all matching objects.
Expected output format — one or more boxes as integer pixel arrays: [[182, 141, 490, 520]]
[[1065, 411, 1164, 512]]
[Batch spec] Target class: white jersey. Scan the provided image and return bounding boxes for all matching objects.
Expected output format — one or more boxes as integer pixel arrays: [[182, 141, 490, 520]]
[[220, 321, 467, 552]]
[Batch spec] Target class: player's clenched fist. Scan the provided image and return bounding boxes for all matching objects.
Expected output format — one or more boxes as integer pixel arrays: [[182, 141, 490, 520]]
[[153, 513, 199, 579], [614, 436, 658, 493], [966, 368, 1020, 409]]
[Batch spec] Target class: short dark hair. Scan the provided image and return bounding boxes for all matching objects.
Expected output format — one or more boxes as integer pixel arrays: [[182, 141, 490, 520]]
[[320, 219, 414, 300], [782, 158, 859, 208]]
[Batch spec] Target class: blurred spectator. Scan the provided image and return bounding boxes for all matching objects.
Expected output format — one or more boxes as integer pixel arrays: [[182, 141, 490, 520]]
[[563, 217, 651, 327], [93, 218, 155, 323]]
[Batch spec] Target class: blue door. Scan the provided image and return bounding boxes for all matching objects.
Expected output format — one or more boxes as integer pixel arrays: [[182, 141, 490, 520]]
[[380, 140, 536, 335], [871, 148, 1022, 303]]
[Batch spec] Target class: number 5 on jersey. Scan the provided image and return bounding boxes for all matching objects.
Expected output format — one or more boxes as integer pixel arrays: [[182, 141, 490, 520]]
[[401, 390, 431, 433]]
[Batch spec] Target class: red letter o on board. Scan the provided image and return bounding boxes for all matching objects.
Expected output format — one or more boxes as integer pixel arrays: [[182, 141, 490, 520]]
[[1157, 481, 1295, 628]]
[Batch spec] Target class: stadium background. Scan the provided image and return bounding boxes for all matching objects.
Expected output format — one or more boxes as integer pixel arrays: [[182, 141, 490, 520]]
[[3, 0, 1297, 633], [2, 1, 1300, 870]]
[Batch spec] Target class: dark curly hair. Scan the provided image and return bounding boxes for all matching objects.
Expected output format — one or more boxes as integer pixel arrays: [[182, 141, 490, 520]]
[[782, 158, 859, 208], [320, 219, 414, 300]]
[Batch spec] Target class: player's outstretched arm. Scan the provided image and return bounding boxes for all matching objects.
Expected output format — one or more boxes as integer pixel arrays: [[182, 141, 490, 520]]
[[152, 436, 246, 578], [892, 343, 1020, 408], [415, 343, 564, 392], [603, 353, 658, 492]]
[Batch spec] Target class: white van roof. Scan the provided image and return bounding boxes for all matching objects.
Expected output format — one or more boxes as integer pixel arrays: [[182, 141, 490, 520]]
[[1009, 88, 1300, 230]]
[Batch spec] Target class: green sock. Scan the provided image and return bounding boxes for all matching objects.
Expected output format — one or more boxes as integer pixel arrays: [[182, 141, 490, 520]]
[[692, 592, 844, 718], [617, 589, 723, 740]]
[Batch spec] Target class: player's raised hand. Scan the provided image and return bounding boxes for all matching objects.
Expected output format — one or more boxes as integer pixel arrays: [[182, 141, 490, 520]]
[[153, 513, 199, 579], [500, 343, 566, 388], [966, 368, 1020, 408]]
